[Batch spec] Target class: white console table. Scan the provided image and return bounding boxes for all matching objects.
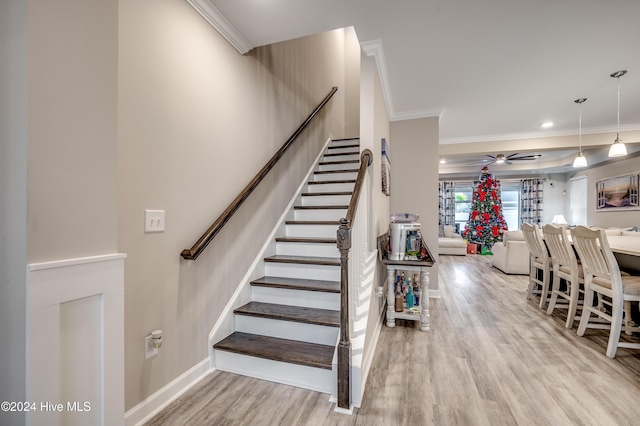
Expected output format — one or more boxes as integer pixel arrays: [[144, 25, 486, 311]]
[[382, 259, 432, 331]]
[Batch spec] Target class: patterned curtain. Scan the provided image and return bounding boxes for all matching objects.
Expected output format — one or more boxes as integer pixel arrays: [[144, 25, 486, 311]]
[[520, 179, 544, 226], [438, 181, 456, 226]]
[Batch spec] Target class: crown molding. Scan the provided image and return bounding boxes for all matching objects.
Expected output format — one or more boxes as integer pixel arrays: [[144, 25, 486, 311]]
[[185, 0, 253, 54], [361, 39, 444, 123], [440, 123, 640, 145]]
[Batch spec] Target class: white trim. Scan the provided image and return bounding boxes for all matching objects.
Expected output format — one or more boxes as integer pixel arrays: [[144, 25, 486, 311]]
[[361, 39, 444, 123], [185, 0, 253, 54], [124, 359, 212, 426], [27, 253, 126, 426], [27, 253, 126, 271]]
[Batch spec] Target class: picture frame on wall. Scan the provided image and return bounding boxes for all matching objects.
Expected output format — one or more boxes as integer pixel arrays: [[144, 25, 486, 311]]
[[595, 172, 640, 211], [382, 138, 390, 196]]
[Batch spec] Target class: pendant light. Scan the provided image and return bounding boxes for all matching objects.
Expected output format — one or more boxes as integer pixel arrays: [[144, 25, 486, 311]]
[[573, 98, 588, 168], [608, 70, 628, 158]]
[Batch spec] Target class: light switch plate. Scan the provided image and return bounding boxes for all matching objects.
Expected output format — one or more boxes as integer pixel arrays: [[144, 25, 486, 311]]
[[145, 209, 165, 233]]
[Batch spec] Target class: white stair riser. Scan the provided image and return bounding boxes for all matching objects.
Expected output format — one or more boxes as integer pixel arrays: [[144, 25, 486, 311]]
[[301, 194, 351, 206], [329, 139, 359, 147], [326, 146, 359, 155], [276, 241, 339, 258], [306, 182, 355, 193], [213, 350, 335, 394], [235, 316, 339, 345], [286, 224, 337, 238], [312, 172, 358, 182], [294, 209, 346, 221], [322, 153, 359, 162], [265, 262, 340, 282], [319, 162, 359, 172], [251, 286, 340, 310]]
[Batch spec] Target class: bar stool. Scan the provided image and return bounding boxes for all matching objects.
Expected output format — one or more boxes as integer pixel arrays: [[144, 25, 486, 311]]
[[571, 226, 640, 358], [542, 224, 583, 328], [522, 223, 552, 309]]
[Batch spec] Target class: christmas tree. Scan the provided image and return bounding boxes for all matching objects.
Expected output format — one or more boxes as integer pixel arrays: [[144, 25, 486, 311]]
[[463, 166, 508, 251]]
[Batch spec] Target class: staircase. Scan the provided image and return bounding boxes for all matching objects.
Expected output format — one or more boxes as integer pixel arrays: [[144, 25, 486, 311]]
[[212, 138, 360, 394]]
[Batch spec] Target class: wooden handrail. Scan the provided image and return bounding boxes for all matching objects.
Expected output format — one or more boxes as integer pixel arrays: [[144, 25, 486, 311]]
[[181, 87, 338, 260], [336, 149, 373, 410]]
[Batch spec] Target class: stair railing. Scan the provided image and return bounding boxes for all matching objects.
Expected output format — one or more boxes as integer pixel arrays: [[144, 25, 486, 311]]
[[336, 148, 373, 410], [181, 87, 338, 260]]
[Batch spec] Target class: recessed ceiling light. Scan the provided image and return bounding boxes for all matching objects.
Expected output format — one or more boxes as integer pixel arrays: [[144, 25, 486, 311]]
[[440, 159, 446, 164], [541, 121, 554, 129]]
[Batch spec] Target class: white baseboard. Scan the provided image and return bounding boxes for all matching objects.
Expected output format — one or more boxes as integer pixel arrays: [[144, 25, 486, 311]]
[[124, 358, 212, 426]]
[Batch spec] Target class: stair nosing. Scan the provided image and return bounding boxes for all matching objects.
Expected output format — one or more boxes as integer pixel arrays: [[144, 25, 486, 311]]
[[275, 237, 337, 244], [307, 180, 356, 185], [302, 191, 352, 197], [294, 205, 348, 210], [314, 169, 359, 175], [285, 220, 340, 225], [234, 302, 340, 327], [264, 255, 340, 266], [250, 276, 340, 293]]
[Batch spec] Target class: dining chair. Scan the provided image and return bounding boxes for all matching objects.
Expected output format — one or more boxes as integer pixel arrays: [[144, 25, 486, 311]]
[[570, 225, 640, 358], [522, 223, 552, 309], [542, 224, 583, 328]]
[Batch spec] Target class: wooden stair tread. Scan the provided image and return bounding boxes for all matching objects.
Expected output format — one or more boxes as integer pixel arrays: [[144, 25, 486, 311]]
[[327, 144, 359, 150], [319, 159, 359, 165], [314, 169, 359, 175], [234, 302, 340, 327], [251, 276, 340, 293], [264, 255, 340, 266], [285, 220, 340, 225], [294, 205, 348, 210], [323, 151, 359, 157], [301, 191, 352, 197], [213, 332, 334, 370], [275, 237, 337, 244], [307, 180, 356, 185]]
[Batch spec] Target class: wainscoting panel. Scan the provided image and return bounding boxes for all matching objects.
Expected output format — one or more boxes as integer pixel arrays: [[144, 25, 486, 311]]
[[26, 254, 126, 426]]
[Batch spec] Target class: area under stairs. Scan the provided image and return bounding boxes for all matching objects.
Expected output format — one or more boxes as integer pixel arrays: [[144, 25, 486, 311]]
[[213, 138, 360, 394]]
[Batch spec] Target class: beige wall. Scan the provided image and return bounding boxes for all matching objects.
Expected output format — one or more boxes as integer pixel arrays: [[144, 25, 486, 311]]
[[390, 118, 440, 291], [27, 0, 119, 262], [569, 153, 640, 228], [118, 0, 358, 409], [0, 1, 28, 424], [359, 50, 392, 362]]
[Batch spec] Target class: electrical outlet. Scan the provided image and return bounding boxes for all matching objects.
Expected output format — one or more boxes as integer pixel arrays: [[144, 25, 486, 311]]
[[145, 210, 165, 233], [145, 335, 158, 359]]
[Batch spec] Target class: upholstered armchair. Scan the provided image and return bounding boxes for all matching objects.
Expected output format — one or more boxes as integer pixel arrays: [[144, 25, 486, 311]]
[[491, 230, 529, 274]]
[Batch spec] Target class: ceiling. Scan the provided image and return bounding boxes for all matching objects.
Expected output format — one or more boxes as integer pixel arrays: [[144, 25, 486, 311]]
[[193, 0, 640, 177]]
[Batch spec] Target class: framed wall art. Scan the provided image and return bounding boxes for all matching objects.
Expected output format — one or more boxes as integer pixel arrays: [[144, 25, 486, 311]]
[[381, 138, 390, 196], [595, 172, 639, 211]]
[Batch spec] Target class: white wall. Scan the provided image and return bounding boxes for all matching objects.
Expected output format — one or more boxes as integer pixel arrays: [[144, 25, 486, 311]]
[[0, 1, 28, 425]]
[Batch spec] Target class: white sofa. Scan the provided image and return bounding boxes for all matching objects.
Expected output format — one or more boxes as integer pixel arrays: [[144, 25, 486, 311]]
[[438, 225, 467, 255], [491, 230, 530, 274]]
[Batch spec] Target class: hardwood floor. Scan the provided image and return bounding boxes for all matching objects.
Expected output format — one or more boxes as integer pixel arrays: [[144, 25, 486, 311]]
[[146, 255, 640, 425]]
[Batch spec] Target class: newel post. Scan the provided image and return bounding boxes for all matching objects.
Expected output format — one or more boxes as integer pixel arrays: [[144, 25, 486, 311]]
[[337, 217, 351, 410]]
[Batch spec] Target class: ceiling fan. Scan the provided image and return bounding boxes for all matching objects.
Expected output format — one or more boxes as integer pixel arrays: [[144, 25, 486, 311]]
[[468, 153, 541, 166]]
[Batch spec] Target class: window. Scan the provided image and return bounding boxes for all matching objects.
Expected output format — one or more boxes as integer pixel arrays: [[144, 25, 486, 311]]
[[454, 182, 473, 231], [500, 181, 521, 231], [570, 176, 587, 225]]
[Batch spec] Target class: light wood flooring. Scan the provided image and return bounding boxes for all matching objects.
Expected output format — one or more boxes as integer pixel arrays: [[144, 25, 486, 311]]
[[146, 254, 640, 425]]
